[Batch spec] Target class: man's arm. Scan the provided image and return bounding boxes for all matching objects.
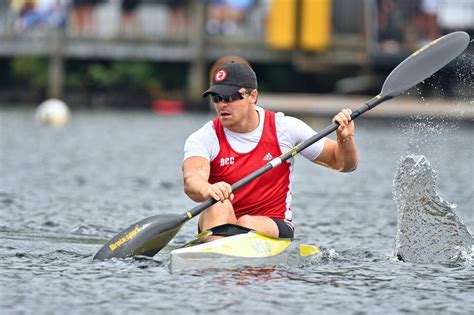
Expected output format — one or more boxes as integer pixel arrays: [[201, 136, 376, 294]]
[[313, 109, 358, 172], [182, 156, 233, 202]]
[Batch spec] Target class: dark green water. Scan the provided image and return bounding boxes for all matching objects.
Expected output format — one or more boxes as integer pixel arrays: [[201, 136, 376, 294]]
[[1, 108, 472, 314]]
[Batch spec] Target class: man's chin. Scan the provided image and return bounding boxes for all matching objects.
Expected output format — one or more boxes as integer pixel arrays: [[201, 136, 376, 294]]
[[219, 116, 233, 126]]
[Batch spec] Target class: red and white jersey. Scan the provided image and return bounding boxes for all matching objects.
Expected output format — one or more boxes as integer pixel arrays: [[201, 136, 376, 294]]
[[209, 110, 290, 219], [184, 106, 326, 222]]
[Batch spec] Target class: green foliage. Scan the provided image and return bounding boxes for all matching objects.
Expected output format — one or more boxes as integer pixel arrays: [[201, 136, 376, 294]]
[[65, 70, 84, 89], [7, 58, 188, 100], [87, 64, 113, 87], [10, 57, 48, 90], [87, 62, 157, 89], [82, 61, 187, 99]]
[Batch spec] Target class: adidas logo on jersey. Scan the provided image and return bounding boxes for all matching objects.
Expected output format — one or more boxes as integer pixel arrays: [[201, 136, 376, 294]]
[[263, 153, 273, 161]]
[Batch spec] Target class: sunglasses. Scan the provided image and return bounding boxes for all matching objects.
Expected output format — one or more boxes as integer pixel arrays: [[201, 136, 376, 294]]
[[211, 90, 251, 103]]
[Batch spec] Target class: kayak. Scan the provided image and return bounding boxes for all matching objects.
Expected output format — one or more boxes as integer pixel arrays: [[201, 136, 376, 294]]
[[169, 224, 320, 273]]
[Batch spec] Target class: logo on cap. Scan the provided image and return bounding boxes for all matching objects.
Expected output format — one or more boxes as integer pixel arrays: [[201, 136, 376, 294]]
[[214, 69, 227, 82]]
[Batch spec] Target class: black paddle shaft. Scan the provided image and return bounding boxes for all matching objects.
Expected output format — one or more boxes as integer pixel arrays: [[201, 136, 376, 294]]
[[187, 31, 471, 221], [94, 31, 470, 260]]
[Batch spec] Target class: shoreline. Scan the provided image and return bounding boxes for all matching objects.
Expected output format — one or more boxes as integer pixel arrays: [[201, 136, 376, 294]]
[[260, 94, 473, 121]]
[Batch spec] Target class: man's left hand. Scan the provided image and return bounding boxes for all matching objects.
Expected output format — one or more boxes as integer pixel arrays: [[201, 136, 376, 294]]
[[332, 108, 354, 143]]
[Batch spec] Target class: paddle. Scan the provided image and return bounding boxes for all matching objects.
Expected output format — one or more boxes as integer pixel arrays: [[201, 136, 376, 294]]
[[93, 31, 470, 261]]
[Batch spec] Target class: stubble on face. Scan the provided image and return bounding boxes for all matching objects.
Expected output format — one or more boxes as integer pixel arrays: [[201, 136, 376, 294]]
[[214, 89, 258, 132]]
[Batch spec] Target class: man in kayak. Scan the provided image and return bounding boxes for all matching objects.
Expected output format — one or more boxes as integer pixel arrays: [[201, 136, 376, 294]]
[[182, 61, 358, 238]]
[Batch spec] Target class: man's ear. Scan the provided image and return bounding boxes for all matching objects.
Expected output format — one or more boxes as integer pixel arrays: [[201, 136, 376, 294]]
[[251, 90, 258, 105]]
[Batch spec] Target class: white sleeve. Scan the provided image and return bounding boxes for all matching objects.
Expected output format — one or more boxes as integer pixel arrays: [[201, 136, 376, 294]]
[[183, 121, 220, 162], [276, 113, 325, 161]]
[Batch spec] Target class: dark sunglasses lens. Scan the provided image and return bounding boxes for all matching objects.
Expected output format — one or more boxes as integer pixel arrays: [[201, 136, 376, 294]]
[[224, 92, 243, 102], [211, 94, 223, 103], [229, 93, 241, 102], [211, 91, 245, 103]]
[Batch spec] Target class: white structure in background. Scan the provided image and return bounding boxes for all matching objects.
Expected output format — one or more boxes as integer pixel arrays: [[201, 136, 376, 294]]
[[36, 98, 71, 127], [438, 0, 474, 29], [93, 1, 168, 38]]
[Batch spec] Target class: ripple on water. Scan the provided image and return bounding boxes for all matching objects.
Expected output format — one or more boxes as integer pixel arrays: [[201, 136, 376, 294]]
[[1, 110, 473, 314]]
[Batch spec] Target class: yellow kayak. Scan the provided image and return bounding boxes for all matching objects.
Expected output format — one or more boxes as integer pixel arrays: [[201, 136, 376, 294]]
[[169, 224, 320, 273]]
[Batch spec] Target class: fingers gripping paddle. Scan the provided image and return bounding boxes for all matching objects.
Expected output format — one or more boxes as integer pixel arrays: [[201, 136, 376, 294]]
[[93, 31, 470, 260]]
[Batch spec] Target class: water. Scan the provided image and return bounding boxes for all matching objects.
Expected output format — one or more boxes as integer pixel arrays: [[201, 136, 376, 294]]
[[1, 108, 473, 314]]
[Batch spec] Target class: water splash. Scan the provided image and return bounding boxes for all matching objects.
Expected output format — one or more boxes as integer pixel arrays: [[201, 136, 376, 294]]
[[393, 155, 472, 263], [396, 49, 472, 161]]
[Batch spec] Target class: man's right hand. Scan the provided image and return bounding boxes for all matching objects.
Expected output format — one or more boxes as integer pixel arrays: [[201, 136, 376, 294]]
[[200, 181, 234, 202], [183, 156, 235, 202]]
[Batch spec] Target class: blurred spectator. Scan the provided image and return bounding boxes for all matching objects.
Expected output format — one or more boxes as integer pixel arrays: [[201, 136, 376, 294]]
[[12, 0, 69, 32], [41, 0, 68, 28], [120, 0, 141, 36], [415, 0, 442, 46], [376, 0, 403, 53], [206, 0, 255, 35], [11, 0, 35, 32], [167, 0, 190, 36], [10, 0, 32, 14], [71, 0, 98, 35]]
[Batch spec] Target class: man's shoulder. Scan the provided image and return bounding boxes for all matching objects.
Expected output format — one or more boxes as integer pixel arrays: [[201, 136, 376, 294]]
[[186, 120, 216, 143], [260, 107, 300, 124], [193, 120, 215, 134], [273, 111, 306, 128]]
